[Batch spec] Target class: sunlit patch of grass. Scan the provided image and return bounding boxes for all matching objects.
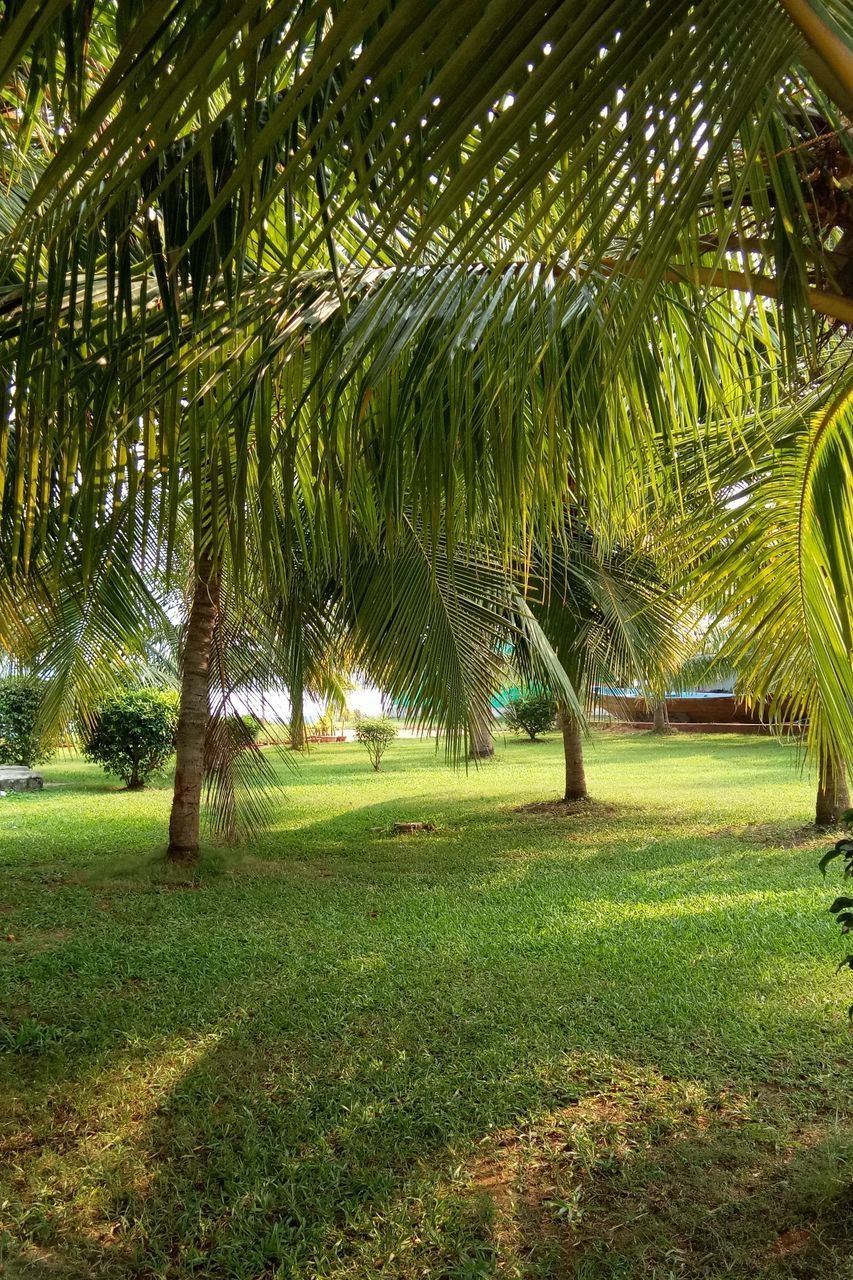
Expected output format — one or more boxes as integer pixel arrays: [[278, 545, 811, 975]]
[[1, 733, 851, 1277]]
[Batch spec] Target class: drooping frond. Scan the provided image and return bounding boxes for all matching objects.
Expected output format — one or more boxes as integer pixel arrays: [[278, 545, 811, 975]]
[[526, 524, 691, 713], [203, 598, 283, 845], [683, 372, 853, 766], [22, 525, 176, 738], [3, 2, 850, 318], [0, 251, 789, 634]]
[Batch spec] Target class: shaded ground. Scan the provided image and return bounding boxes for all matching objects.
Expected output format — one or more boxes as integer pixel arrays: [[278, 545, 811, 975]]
[[0, 733, 850, 1278]]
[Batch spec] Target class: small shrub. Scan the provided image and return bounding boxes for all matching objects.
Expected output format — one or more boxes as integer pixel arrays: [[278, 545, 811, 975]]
[[355, 715, 397, 771], [83, 688, 179, 789], [313, 705, 338, 737], [503, 690, 556, 741], [0, 675, 52, 767]]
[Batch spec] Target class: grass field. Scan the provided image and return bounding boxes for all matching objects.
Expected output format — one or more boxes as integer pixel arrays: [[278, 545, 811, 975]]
[[1, 732, 851, 1279]]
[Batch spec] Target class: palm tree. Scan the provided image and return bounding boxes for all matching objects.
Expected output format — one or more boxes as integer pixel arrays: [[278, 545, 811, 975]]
[[468, 709, 497, 760], [2, 0, 853, 849], [529, 526, 689, 802], [649, 700, 674, 737], [680, 374, 853, 825], [3, 232, 780, 857], [815, 751, 850, 827]]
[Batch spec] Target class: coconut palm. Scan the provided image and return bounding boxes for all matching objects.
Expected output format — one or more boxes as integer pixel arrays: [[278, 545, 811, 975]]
[[676, 369, 853, 824], [527, 526, 690, 801], [3, 226, 783, 857], [2, 0, 853, 851]]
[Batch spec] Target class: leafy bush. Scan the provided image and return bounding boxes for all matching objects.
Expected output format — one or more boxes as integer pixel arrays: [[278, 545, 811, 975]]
[[355, 716, 397, 771], [503, 690, 556, 740], [83, 688, 179, 789], [0, 676, 51, 767]]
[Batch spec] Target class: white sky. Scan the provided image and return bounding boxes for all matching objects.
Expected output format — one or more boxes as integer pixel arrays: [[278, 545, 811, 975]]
[[237, 678, 385, 723]]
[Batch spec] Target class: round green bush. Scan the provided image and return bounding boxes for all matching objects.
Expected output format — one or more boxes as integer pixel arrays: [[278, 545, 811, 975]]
[[83, 688, 179, 789], [0, 675, 52, 767], [502, 689, 556, 740]]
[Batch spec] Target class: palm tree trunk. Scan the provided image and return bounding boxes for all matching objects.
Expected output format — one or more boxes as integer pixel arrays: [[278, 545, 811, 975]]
[[815, 750, 850, 827], [289, 689, 306, 751], [469, 705, 494, 758], [167, 554, 218, 863], [651, 698, 672, 735], [559, 708, 587, 801], [288, 626, 306, 750]]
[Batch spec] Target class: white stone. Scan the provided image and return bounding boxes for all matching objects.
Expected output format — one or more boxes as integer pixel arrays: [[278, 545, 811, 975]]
[[0, 766, 43, 792]]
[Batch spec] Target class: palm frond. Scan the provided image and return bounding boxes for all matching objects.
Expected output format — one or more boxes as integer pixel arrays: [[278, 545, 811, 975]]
[[528, 524, 691, 714], [681, 370, 853, 767]]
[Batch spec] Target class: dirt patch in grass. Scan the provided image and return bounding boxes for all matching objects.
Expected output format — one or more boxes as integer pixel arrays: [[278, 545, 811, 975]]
[[769, 1228, 813, 1259], [3, 1244, 75, 1276], [464, 1073, 697, 1272], [717, 821, 839, 849], [460, 1074, 850, 1278], [513, 798, 618, 819], [3, 928, 73, 952]]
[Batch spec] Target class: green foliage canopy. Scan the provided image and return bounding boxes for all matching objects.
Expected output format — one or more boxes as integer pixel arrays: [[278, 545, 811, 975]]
[[3, 0, 853, 822], [502, 689, 556, 740], [0, 676, 51, 767], [83, 689, 179, 790]]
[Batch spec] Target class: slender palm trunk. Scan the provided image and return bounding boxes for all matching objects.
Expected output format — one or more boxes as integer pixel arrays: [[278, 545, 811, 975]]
[[167, 554, 218, 863], [815, 750, 850, 827], [559, 708, 587, 801], [289, 691, 306, 751], [651, 698, 672, 735], [288, 629, 306, 750], [469, 705, 494, 758]]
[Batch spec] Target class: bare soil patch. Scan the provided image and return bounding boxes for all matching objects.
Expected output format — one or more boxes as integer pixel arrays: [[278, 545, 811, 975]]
[[717, 821, 841, 848], [513, 798, 617, 819]]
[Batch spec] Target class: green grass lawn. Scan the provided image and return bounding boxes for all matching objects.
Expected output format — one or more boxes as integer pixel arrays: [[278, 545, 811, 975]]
[[1, 732, 851, 1279]]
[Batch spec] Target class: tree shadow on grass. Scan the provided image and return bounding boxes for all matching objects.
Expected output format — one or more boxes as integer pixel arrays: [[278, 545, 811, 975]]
[[1, 759, 845, 1278], [244, 792, 828, 913], [2, 870, 851, 1278], [3, 788, 839, 1057], [6, 997, 850, 1278], [455, 1072, 853, 1279]]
